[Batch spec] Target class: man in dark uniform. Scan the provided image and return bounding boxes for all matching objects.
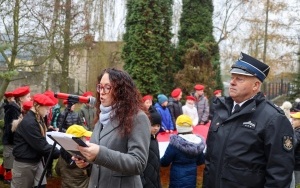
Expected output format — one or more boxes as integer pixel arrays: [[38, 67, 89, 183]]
[[203, 52, 294, 188]]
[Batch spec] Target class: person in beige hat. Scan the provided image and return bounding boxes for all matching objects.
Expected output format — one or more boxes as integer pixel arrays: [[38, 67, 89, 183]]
[[161, 115, 205, 188]]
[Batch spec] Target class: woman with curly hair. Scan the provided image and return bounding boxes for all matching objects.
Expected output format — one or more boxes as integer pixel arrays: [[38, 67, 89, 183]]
[[73, 68, 151, 188]]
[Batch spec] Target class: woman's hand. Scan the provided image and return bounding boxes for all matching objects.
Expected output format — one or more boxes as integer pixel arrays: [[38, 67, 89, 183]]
[[77, 142, 100, 162]]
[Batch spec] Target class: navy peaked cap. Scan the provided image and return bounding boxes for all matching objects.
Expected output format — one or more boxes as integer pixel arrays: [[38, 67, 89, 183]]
[[230, 52, 270, 82]]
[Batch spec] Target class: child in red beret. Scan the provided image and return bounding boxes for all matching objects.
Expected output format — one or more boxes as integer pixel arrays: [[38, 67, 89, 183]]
[[182, 96, 198, 126], [168, 88, 183, 127], [12, 93, 60, 188], [2, 86, 31, 183], [209, 90, 222, 120], [193, 84, 209, 125]]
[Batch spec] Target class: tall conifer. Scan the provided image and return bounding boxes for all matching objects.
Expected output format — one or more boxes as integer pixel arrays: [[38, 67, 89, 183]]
[[122, 0, 173, 95], [176, 0, 223, 96]]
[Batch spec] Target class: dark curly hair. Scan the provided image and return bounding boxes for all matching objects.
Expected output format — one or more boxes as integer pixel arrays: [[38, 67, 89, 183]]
[[95, 68, 147, 135]]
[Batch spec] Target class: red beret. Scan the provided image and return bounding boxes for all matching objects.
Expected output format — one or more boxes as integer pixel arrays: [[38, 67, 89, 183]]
[[44, 90, 58, 104], [142, 95, 153, 102], [186, 96, 196, 101], [194, 84, 204, 91], [23, 101, 33, 111], [33, 94, 55, 106], [4, 91, 14, 98], [171, 88, 182, 98], [214, 90, 222, 95], [82, 91, 93, 97], [13, 86, 30, 98], [63, 99, 68, 105]]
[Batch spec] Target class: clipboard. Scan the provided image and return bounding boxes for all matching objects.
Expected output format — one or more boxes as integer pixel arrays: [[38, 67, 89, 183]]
[[47, 131, 88, 161]]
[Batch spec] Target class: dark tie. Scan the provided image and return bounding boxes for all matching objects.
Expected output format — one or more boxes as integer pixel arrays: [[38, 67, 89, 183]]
[[232, 104, 241, 114]]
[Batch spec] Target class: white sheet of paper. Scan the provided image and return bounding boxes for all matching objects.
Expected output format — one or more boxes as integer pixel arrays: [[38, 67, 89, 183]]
[[47, 131, 79, 150], [46, 132, 61, 149]]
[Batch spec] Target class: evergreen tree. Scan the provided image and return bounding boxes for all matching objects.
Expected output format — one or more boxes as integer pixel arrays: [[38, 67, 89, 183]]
[[122, 0, 173, 95], [176, 0, 223, 96], [175, 39, 218, 97]]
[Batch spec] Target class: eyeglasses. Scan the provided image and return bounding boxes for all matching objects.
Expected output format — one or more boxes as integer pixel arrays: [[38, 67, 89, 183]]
[[96, 84, 112, 94]]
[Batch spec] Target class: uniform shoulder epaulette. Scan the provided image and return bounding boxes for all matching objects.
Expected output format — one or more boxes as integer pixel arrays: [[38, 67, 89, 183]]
[[266, 100, 284, 114]]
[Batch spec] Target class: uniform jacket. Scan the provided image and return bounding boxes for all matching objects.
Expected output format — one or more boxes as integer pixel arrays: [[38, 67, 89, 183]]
[[194, 95, 209, 124], [13, 110, 60, 163], [161, 134, 205, 188], [294, 127, 300, 170], [88, 110, 150, 188], [203, 92, 294, 188], [154, 103, 174, 131], [3, 102, 21, 145], [167, 97, 183, 125], [79, 105, 96, 131], [141, 134, 162, 188], [209, 96, 217, 120]]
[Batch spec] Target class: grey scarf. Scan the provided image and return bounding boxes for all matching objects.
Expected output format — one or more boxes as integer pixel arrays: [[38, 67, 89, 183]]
[[99, 105, 112, 127]]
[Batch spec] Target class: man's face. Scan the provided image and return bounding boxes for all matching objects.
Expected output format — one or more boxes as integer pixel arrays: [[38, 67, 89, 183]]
[[195, 90, 204, 96], [229, 73, 260, 103]]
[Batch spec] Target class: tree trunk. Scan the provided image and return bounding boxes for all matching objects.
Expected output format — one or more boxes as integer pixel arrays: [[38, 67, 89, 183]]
[[60, 0, 72, 93]]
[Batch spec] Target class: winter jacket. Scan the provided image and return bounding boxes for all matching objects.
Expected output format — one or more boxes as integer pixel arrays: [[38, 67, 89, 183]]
[[203, 92, 294, 188], [194, 95, 209, 124], [182, 103, 199, 126], [79, 104, 96, 131], [3, 102, 21, 145], [13, 110, 60, 163], [141, 134, 162, 188], [161, 134, 205, 188], [167, 97, 183, 125], [57, 109, 82, 132], [87, 110, 150, 188], [208, 96, 217, 120], [55, 155, 89, 188], [50, 104, 61, 128], [155, 103, 174, 131]]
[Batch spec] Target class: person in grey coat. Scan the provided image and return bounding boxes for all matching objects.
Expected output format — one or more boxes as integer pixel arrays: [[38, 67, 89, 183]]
[[73, 68, 151, 188], [193, 84, 209, 125]]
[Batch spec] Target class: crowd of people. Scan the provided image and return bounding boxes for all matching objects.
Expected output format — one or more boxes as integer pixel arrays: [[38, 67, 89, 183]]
[[0, 52, 299, 188], [0, 87, 96, 188]]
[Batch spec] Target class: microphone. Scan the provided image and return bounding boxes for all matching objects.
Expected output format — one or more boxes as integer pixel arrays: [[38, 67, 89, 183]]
[[54, 92, 96, 106]]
